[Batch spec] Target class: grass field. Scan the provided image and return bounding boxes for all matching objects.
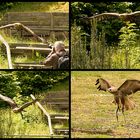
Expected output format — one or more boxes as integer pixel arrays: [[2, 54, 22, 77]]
[[71, 71, 140, 138]]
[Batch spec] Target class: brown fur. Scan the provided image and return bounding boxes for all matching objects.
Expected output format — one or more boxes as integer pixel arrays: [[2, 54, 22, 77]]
[[123, 96, 135, 110]]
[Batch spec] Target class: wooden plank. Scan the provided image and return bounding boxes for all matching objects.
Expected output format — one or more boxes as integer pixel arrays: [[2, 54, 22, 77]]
[[10, 47, 69, 57], [9, 43, 49, 48], [8, 21, 51, 26], [15, 47, 52, 51], [7, 12, 51, 21], [50, 115, 69, 123], [54, 129, 69, 135], [45, 91, 69, 96], [46, 102, 69, 105], [45, 94, 69, 98], [9, 43, 69, 49], [50, 114, 69, 118], [29, 27, 69, 31], [50, 106, 69, 110], [47, 104, 69, 109], [13, 63, 53, 69], [52, 116, 69, 120]]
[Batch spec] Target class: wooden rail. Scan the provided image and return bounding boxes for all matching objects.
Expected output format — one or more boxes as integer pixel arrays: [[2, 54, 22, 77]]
[[30, 94, 53, 135], [0, 34, 13, 69]]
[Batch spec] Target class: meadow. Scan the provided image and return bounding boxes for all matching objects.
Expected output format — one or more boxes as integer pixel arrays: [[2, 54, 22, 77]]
[[71, 71, 140, 138]]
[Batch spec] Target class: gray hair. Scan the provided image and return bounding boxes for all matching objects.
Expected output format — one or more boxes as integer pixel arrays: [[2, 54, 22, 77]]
[[53, 41, 65, 52]]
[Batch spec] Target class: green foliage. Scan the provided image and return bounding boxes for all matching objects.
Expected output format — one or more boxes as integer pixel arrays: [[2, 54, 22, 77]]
[[0, 2, 19, 20], [71, 23, 140, 69], [14, 71, 69, 95], [0, 107, 50, 138], [0, 71, 69, 107], [119, 22, 138, 48], [13, 93, 30, 105], [0, 74, 21, 98], [0, 2, 14, 11], [0, 73, 21, 107], [118, 22, 139, 68]]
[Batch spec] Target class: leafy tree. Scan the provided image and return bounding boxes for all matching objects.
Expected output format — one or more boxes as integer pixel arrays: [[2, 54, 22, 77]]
[[14, 71, 69, 95], [0, 2, 20, 20], [0, 73, 21, 98], [0, 71, 69, 107], [0, 73, 21, 107]]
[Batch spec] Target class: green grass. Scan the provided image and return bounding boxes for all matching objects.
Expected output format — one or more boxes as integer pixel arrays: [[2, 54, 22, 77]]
[[0, 79, 69, 138], [71, 71, 140, 138]]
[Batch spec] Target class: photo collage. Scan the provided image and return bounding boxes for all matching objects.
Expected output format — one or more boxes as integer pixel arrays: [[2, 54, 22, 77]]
[[0, 1, 140, 138]]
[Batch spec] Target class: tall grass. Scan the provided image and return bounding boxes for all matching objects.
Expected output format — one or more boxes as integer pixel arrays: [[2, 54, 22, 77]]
[[0, 106, 50, 138], [0, 99, 68, 138], [71, 21, 140, 69]]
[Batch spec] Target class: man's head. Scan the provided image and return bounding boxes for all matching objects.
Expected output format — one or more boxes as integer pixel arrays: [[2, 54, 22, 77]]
[[53, 41, 65, 52]]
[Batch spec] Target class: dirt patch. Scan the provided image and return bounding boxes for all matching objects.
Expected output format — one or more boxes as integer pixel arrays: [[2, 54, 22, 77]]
[[71, 128, 114, 135]]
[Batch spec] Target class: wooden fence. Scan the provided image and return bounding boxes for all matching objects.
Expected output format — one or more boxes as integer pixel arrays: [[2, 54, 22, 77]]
[[0, 12, 69, 39], [41, 91, 69, 111]]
